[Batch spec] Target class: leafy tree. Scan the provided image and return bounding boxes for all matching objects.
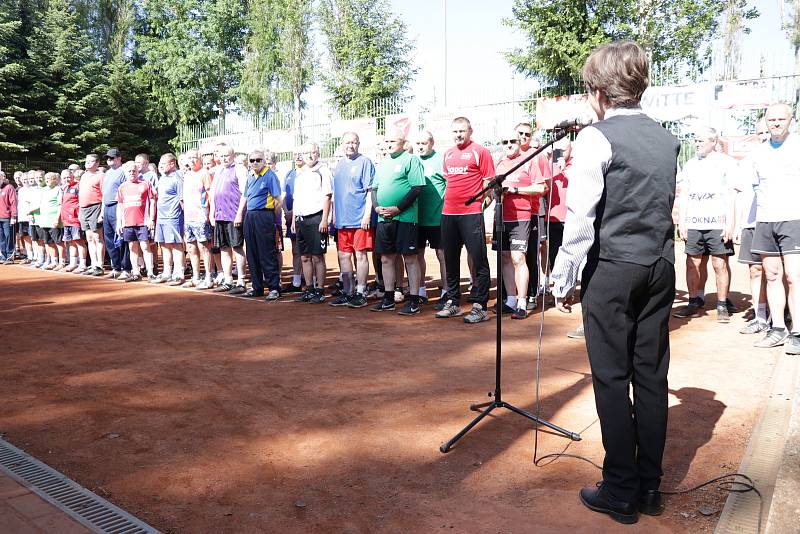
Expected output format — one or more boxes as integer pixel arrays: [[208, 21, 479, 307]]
[[317, 0, 417, 112]]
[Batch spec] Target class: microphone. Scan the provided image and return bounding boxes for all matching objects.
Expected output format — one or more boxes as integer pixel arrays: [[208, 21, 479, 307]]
[[552, 116, 593, 130]]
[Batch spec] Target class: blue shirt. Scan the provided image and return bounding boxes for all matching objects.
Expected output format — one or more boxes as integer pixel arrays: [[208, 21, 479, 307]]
[[332, 154, 375, 229], [244, 168, 282, 211], [102, 166, 126, 206], [156, 171, 184, 221], [140, 171, 158, 189], [283, 169, 296, 212]]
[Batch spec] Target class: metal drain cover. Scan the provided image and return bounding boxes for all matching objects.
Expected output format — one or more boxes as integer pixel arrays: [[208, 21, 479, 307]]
[[0, 438, 160, 533]]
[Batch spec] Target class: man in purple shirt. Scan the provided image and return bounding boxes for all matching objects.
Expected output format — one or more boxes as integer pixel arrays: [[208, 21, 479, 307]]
[[209, 144, 248, 294]]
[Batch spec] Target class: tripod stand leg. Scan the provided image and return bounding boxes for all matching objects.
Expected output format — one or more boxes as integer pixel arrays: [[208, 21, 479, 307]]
[[470, 400, 493, 412], [439, 401, 499, 453], [499, 401, 581, 441]]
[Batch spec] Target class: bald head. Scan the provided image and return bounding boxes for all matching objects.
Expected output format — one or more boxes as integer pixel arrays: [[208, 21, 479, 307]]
[[413, 131, 434, 157], [765, 103, 794, 143]]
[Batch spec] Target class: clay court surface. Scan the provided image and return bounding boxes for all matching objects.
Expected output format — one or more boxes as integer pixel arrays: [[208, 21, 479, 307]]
[[0, 247, 777, 533]]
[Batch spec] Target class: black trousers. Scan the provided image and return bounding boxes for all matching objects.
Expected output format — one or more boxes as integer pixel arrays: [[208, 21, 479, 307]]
[[525, 215, 539, 295], [244, 209, 280, 292], [581, 257, 674, 502], [547, 221, 565, 270], [441, 213, 490, 306]]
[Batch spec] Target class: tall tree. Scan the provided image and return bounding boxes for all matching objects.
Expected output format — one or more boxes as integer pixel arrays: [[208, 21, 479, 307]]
[[238, 0, 283, 116], [505, 0, 760, 88], [26, 0, 110, 159], [317, 0, 417, 112], [276, 0, 313, 132], [0, 1, 25, 154], [721, 0, 759, 79]]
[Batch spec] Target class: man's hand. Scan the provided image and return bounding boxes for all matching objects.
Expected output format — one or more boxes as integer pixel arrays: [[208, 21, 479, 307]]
[[318, 220, 327, 234], [380, 206, 400, 219], [555, 294, 574, 314], [147, 220, 155, 232], [97, 213, 104, 224], [234, 213, 243, 227], [679, 227, 688, 241], [732, 227, 742, 245], [10, 217, 15, 224], [360, 215, 371, 230], [722, 226, 734, 243], [210, 215, 215, 227]]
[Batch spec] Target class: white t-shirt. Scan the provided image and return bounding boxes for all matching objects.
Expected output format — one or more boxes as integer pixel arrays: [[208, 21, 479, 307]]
[[750, 133, 800, 222], [293, 162, 333, 216], [680, 151, 739, 230]]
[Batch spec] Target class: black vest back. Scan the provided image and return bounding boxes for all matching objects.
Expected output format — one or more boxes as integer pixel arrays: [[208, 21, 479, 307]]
[[590, 113, 680, 266]]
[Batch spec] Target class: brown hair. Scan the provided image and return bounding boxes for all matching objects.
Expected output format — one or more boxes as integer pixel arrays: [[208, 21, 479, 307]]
[[582, 40, 649, 108]]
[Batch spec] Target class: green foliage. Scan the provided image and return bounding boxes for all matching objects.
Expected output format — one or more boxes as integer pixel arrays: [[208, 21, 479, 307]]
[[317, 0, 418, 111], [505, 0, 760, 88]]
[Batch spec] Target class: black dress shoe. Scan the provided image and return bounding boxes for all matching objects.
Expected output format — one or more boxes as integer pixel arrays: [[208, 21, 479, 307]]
[[579, 485, 638, 524], [638, 489, 663, 516]]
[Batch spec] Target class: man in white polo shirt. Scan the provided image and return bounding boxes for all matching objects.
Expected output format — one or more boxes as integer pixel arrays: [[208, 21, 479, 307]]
[[750, 103, 800, 354], [292, 142, 333, 304]]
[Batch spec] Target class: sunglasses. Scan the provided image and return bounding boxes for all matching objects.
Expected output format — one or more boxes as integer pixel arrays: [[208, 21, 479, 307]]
[[517, 132, 531, 137], [249, 158, 263, 163], [501, 140, 519, 145]]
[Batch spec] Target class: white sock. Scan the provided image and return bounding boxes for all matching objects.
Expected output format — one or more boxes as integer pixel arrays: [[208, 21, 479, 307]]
[[418, 287, 427, 297], [773, 314, 786, 330], [518, 296, 527, 310], [356, 285, 365, 295], [505, 296, 517, 308], [79, 259, 86, 268], [292, 274, 302, 286], [756, 304, 768, 324]]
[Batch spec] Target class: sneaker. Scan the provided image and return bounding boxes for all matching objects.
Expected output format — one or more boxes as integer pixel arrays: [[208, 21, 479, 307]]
[[81, 265, 95, 275], [526, 295, 538, 311], [150, 274, 166, 284], [294, 290, 314, 302], [463, 303, 490, 324], [181, 280, 197, 289], [53, 263, 65, 271], [281, 283, 303, 294], [328, 280, 344, 295], [266, 289, 281, 301], [309, 289, 326, 304], [229, 284, 246, 295], [124, 274, 142, 283], [567, 324, 585, 339], [90, 266, 104, 276], [370, 297, 395, 312], [398, 298, 421, 316], [105, 270, 120, 279], [739, 320, 769, 335], [3, 259, 13, 265], [168, 277, 185, 286], [785, 334, 800, 355], [43, 263, 54, 270], [716, 304, 730, 323], [329, 294, 352, 307], [196, 280, 212, 290], [435, 300, 462, 318], [754, 328, 789, 348], [347, 293, 368, 308], [213, 282, 233, 293], [511, 308, 528, 320], [434, 297, 449, 312], [672, 297, 704, 318], [242, 288, 264, 298], [147, 274, 160, 283], [214, 273, 225, 285], [495, 303, 515, 315], [64, 264, 78, 272]]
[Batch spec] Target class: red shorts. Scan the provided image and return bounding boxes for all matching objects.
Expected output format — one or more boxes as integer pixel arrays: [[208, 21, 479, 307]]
[[337, 228, 375, 253]]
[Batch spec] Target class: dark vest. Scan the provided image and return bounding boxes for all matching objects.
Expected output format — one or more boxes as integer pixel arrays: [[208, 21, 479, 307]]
[[590, 113, 680, 266]]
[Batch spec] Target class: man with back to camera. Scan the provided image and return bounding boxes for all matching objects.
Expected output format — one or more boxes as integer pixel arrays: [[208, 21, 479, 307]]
[[749, 103, 800, 354], [551, 40, 680, 524]]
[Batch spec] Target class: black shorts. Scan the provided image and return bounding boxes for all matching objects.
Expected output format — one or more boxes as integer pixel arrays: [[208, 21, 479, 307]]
[[738, 227, 761, 265], [79, 203, 102, 231], [492, 220, 531, 252], [375, 220, 418, 255], [214, 220, 244, 249], [751, 220, 800, 256], [295, 212, 327, 256], [42, 227, 63, 245], [16, 221, 30, 237], [686, 229, 734, 256], [417, 225, 442, 250], [32, 225, 46, 242]]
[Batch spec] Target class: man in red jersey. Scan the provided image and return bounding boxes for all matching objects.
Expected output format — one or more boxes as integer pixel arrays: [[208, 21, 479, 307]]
[[60, 169, 87, 272], [435, 117, 495, 323]]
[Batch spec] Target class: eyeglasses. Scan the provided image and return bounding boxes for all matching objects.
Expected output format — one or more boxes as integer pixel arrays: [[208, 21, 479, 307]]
[[249, 158, 263, 163], [501, 140, 519, 145], [517, 132, 531, 137]]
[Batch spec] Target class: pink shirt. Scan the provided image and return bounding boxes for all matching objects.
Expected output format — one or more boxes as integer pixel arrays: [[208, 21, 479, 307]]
[[183, 169, 212, 223], [495, 156, 539, 222], [442, 141, 495, 216], [547, 157, 571, 222], [117, 181, 154, 227], [78, 171, 104, 207]]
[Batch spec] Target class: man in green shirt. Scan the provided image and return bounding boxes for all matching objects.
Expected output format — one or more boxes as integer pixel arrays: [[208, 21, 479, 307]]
[[371, 131, 426, 315], [413, 130, 447, 308]]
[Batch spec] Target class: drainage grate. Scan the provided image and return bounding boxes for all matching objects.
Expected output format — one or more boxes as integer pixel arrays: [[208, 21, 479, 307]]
[[0, 438, 160, 534], [715, 353, 798, 534]]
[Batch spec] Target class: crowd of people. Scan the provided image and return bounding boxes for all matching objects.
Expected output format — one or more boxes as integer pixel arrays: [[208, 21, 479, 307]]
[[0, 118, 573, 324], [0, 105, 797, 344]]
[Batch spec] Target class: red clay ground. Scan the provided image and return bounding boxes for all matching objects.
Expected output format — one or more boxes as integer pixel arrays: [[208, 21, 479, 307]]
[[0, 246, 778, 533]]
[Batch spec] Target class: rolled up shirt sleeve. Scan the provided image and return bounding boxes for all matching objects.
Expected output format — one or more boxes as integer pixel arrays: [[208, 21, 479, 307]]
[[550, 126, 611, 298]]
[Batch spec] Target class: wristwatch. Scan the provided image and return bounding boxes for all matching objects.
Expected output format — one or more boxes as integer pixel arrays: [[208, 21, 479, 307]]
[[512, 187, 519, 194]]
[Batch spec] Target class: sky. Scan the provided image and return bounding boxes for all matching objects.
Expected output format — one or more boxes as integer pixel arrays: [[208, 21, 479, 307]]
[[381, 0, 795, 107]]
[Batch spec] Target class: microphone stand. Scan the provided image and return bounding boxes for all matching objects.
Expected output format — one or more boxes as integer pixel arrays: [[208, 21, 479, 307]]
[[439, 128, 581, 453]]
